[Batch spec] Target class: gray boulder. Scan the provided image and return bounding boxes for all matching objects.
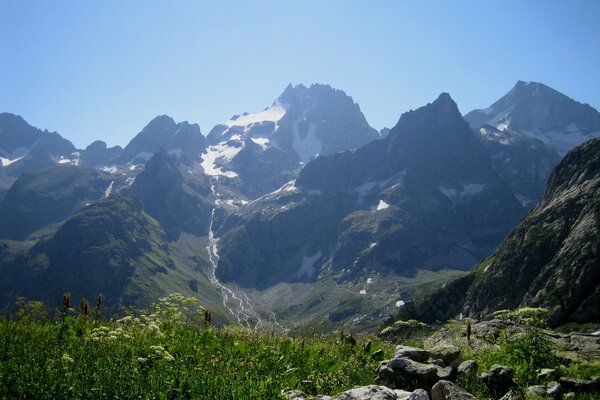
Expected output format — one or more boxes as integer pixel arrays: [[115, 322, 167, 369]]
[[335, 385, 398, 400], [395, 345, 430, 363], [526, 385, 547, 398], [481, 365, 516, 397], [288, 390, 310, 399], [375, 357, 439, 390], [537, 368, 556, 381], [457, 360, 478, 382], [546, 381, 561, 399], [428, 345, 461, 366], [559, 377, 600, 393], [395, 389, 430, 400], [431, 380, 478, 400]]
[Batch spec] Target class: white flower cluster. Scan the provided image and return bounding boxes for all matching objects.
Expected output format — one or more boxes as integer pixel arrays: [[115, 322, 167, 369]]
[[90, 325, 132, 341], [148, 345, 175, 362]]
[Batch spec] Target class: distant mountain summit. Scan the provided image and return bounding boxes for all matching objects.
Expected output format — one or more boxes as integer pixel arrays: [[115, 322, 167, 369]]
[[115, 115, 206, 165], [402, 137, 600, 326], [0, 113, 78, 176], [203, 83, 380, 199], [465, 81, 600, 155]]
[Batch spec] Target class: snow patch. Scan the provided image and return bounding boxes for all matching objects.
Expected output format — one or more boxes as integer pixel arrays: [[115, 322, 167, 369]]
[[296, 251, 322, 279], [369, 242, 377, 248], [226, 104, 286, 128], [375, 200, 390, 211], [125, 177, 135, 186], [104, 181, 114, 198], [0, 156, 24, 166], [359, 289, 367, 295], [366, 278, 374, 284], [250, 137, 270, 150], [101, 165, 119, 174], [201, 141, 242, 178], [439, 183, 486, 201], [292, 119, 322, 162], [396, 300, 405, 308]]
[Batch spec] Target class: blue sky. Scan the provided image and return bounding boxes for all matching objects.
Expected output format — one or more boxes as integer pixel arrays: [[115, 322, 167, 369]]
[[1, 1, 599, 148]]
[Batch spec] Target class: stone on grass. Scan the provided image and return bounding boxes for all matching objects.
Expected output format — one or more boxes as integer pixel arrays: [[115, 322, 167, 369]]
[[428, 345, 461, 366], [394, 345, 430, 362], [431, 380, 478, 400]]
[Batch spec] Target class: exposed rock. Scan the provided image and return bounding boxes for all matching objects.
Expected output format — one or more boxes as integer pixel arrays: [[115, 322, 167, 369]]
[[457, 360, 478, 381], [537, 368, 557, 381], [497, 390, 518, 400], [526, 385, 547, 398], [434, 365, 455, 381], [558, 377, 600, 393], [288, 390, 310, 400], [481, 365, 516, 397], [546, 381, 561, 399], [394, 345, 430, 363], [428, 345, 461, 366], [334, 385, 398, 400], [395, 389, 430, 400], [431, 380, 478, 400], [375, 357, 438, 390]]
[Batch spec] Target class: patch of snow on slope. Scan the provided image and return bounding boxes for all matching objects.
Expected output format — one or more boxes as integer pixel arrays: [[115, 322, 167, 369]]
[[0, 156, 24, 166], [396, 300, 405, 308], [250, 137, 270, 150], [226, 104, 286, 128], [359, 289, 367, 295], [101, 166, 118, 174], [296, 251, 322, 279], [376, 200, 390, 211], [292, 120, 322, 163], [201, 141, 242, 178], [104, 180, 114, 198]]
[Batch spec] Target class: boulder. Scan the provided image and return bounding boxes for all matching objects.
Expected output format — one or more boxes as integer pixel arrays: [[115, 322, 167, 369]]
[[288, 390, 310, 400], [546, 381, 561, 399], [428, 345, 461, 366], [537, 368, 556, 381], [375, 357, 439, 390], [431, 380, 478, 400], [558, 377, 600, 393], [334, 385, 398, 400], [394, 389, 430, 400], [526, 385, 547, 398], [434, 365, 455, 381], [457, 360, 478, 382], [481, 365, 516, 397], [395, 345, 430, 362]]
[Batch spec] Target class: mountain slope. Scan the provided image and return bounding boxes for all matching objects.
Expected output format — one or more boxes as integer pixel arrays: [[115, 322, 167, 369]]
[[215, 93, 525, 289], [0, 165, 117, 240], [403, 138, 600, 326], [465, 81, 600, 155]]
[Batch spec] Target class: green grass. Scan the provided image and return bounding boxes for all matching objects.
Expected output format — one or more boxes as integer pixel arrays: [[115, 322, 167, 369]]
[[0, 296, 393, 399]]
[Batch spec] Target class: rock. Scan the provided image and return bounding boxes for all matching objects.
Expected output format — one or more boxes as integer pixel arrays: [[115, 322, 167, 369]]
[[395, 345, 430, 362], [537, 368, 557, 381], [498, 390, 518, 400], [375, 357, 438, 390], [546, 381, 561, 399], [394, 389, 430, 400], [457, 360, 478, 381], [288, 390, 310, 399], [481, 365, 516, 397], [372, 349, 386, 361], [526, 385, 547, 398], [335, 385, 398, 400], [428, 345, 461, 366], [430, 359, 446, 367], [431, 380, 478, 400], [559, 377, 600, 393], [434, 365, 455, 381]]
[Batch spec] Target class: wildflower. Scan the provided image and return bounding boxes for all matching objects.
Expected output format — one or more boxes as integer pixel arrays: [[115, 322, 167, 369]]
[[137, 357, 147, 364], [62, 353, 74, 363]]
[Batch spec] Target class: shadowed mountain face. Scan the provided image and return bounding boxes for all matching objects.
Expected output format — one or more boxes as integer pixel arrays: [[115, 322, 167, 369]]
[[465, 81, 600, 156], [401, 138, 600, 326], [0, 113, 78, 176], [215, 93, 525, 289]]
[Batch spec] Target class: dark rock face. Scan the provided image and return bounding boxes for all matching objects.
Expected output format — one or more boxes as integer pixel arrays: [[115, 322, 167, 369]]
[[465, 81, 600, 156], [129, 150, 212, 240], [404, 138, 600, 326], [217, 93, 525, 289], [116, 115, 206, 164], [80, 140, 123, 167], [481, 365, 516, 398]]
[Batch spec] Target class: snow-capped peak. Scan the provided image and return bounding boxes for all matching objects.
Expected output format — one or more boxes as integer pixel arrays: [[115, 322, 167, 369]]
[[225, 104, 287, 128]]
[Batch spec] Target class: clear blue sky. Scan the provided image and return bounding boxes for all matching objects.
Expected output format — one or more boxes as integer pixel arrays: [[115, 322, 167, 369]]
[[1, 1, 599, 148]]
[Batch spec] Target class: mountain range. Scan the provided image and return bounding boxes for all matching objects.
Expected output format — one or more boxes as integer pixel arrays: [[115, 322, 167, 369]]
[[1, 81, 599, 329]]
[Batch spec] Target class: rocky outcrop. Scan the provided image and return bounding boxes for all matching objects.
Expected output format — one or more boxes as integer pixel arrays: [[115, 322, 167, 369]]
[[431, 381, 477, 400]]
